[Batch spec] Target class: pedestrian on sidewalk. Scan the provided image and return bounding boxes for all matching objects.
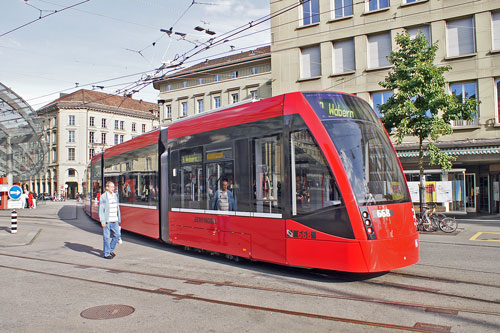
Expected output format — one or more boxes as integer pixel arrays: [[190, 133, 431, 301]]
[[98, 181, 121, 259], [28, 191, 34, 209]]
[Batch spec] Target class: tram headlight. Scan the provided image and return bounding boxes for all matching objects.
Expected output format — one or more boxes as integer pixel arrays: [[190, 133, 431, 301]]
[[362, 211, 369, 219], [364, 219, 371, 226], [367, 227, 373, 234]]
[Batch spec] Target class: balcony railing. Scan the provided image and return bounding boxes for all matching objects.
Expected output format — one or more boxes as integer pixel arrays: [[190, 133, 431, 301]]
[[452, 117, 479, 127]]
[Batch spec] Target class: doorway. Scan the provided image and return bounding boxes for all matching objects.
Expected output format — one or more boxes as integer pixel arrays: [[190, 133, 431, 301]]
[[479, 175, 490, 213], [465, 174, 476, 213]]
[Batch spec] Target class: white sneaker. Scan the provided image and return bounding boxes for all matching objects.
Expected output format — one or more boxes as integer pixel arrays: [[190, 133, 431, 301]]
[[118, 238, 122, 244]]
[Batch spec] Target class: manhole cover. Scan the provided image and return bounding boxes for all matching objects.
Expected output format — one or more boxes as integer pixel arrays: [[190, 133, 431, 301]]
[[80, 304, 135, 320]]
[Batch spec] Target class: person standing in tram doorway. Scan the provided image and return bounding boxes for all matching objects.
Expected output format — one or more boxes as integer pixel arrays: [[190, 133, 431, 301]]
[[99, 181, 121, 259], [211, 179, 236, 211]]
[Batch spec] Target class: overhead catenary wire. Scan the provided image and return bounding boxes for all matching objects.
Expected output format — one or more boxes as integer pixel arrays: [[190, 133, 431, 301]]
[[0, 0, 92, 38]]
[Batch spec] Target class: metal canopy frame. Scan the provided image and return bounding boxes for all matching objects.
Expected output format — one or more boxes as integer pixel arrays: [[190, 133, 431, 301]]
[[0, 83, 47, 182]]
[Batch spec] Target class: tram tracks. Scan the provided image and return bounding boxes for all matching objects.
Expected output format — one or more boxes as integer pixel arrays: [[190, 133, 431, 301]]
[[1, 252, 499, 319]]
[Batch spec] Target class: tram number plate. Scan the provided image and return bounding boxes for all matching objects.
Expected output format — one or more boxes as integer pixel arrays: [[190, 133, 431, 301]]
[[287, 230, 316, 239], [374, 209, 393, 218]]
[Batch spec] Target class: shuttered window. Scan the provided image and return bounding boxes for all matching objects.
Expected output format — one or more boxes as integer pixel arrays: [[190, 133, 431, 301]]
[[446, 17, 475, 57], [407, 25, 431, 43], [367, 33, 391, 69], [492, 12, 500, 50], [300, 45, 321, 78], [332, 39, 355, 74]]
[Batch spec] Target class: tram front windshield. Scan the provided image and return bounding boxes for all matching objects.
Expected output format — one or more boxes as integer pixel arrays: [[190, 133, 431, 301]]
[[304, 92, 410, 206]]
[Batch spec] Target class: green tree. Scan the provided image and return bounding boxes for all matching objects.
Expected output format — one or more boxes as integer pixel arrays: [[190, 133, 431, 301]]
[[379, 31, 478, 210]]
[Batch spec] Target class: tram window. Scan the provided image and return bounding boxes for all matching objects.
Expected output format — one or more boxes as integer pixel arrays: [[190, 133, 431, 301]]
[[103, 144, 159, 207], [291, 130, 343, 216], [91, 161, 102, 200], [181, 165, 204, 208], [206, 160, 234, 210], [179, 148, 204, 209], [253, 135, 282, 214]]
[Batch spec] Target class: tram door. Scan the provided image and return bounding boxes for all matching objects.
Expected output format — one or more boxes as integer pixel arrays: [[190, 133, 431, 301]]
[[205, 160, 233, 210], [254, 136, 281, 213]]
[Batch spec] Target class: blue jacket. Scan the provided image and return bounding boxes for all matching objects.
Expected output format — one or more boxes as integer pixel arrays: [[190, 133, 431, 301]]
[[211, 189, 237, 211], [98, 192, 121, 223]]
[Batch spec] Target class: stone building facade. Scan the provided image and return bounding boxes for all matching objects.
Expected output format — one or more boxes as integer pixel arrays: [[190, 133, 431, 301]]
[[30, 89, 159, 198], [153, 46, 272, 123], [270, 0, 500, 214]]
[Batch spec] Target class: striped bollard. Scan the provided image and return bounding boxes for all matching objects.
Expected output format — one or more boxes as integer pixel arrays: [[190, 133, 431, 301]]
[[11, 210, 17, 234]]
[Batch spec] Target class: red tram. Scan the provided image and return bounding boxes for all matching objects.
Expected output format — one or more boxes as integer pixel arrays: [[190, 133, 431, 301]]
[[83, 91, 419, 272]]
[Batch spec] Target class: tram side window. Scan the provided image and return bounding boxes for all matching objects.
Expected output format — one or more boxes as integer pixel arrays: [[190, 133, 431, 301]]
[[103, 144, 159, 207], [180, 148, 203, 209], [291, 130, 343, 216], [91, 162, 102, 201], [253, 135, 282, 214]]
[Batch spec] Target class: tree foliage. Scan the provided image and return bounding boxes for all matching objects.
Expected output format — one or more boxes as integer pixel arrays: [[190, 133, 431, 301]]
[[379, 31, 478, 173]]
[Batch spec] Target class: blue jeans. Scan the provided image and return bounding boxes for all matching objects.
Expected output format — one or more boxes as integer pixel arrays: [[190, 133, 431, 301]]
[[103, 222, 120, 257]]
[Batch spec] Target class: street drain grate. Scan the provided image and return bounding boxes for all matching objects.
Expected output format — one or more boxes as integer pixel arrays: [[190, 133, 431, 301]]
[[80, 304, 135, 320]]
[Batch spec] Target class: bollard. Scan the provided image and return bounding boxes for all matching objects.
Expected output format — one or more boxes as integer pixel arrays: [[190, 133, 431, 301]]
[[11, 210, 17, 234]]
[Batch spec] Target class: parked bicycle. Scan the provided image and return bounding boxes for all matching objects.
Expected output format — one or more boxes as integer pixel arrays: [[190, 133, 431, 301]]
[[416, 203, 457, 233]]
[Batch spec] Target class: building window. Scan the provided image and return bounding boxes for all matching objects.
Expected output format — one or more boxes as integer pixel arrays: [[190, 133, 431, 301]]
[[446, 17, 475, 57], [166, 104, 172, 119], [213, 96, 221, 108], [300, 45, 321, 79], [334, 0, 353, 19], [367, 32, 391, 69], [182, 81, 188, 88], [68, 130, 75, 143], [407, 25, 431, 43], [371, 91, 393, 117], [89, 116, 95, 127], [114, 120, 119, 129], [52, 148, 57, 162], [496, 78, 500, 122], [120, 121, 124, 130], [404, 0, 421, 4], [250, 90, 258, 100], [114, 134, 118, 145], [142, 124, 146, 133], [231, 93, 239, 104], [252, 67, 258, 75], [132, 123, 136, 132], [167, 84, 172, 91], [89, 148, 94, 160], [198, 78, 204, 85], [450, 81, 478, 126], [68, 148, 75, 161], [214, 74, 221, 82], [231, 71, 238, 79], [302, 0, 319, 25], [68, 115, 75, 126], [197, 99, 204, 113], [181, 101, 188, 117], [492, 12, 500, 50], [89, 131, 95, 143], [120, 135, 124, 143], [332, 39, 355, 74], [101, 133, 106, 144], [68, 169, 76, 177], [367, 0, 389, 12]]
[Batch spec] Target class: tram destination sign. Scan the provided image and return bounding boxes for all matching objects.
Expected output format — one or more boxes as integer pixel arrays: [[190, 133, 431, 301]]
[[303, 92, 377, 122]]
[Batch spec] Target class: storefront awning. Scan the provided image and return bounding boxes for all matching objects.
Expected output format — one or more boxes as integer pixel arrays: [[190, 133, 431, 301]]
[[397, 146, 500, 158]]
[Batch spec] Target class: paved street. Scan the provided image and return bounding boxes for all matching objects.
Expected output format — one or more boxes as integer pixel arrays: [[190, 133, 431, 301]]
[[0, 202, 499, 332]]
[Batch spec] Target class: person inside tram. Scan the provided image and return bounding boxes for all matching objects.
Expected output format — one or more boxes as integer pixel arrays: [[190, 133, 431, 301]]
[[211, 179, 236, 211]]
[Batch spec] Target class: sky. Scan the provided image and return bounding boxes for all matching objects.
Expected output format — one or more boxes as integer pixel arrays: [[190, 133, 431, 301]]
[[0, 0, 271, 110]]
